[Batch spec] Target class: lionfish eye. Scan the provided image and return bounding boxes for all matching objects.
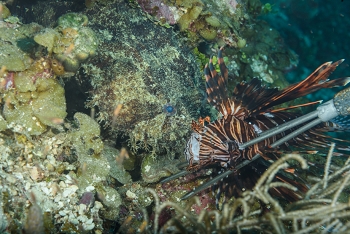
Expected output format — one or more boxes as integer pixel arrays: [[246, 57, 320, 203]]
[[163, 103, 177, 116]]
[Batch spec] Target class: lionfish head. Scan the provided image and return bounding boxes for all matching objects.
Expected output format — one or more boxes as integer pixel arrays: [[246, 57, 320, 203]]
[[184, 128, 242, 169], [184, 132, 201, 165]]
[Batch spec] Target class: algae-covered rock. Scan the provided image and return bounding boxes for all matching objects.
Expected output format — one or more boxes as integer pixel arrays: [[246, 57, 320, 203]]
[[0, 115, 7, 131], [31, 79, 66, 127], [102, 146, 132, 185], [68, 113, 109, 192], [238, 20, 297, 86], [76, 154, 110, 191], [34, 28, 60, 53], [136, 0, 250, 45], [205, 16, 221, 27], [31, 12, 98, 74], [237, 38, 247, 49], [178, 5, 203, 31], [68, 112, 103, 156], [141, 153, 178, 183], [98, 186, 121, 220], [0, 3, 10, 19], [199, 27, 217, 41], [53, 13, 98, 73], [0, 20, 43, 71], [0, 41, 32, 71], [2, 59, 67, 135], [57, 13, 89, 28]]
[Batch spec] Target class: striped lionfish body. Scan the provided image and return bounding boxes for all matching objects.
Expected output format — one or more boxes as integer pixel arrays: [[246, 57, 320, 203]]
[[184, 47, 350, 203]]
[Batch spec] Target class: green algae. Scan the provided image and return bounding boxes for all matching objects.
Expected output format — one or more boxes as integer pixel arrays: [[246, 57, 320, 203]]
[[68, 112, 103, 157], [205, 16, 221, 27], [141, 153, 174, 183], [237, 38, 247, 49], [57, 13, 89, 28], [34, 28, 60, 54], [2, 68, 67, 135], [198, 27, 217, 41], [0, 20, 43, 71], [103, 146, 132, 185], [178, 5, 203, 31]]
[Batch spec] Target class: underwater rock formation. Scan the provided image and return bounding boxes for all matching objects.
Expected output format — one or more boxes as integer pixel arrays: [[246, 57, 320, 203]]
[[0, 54, 67, 135], [0, 10, 98, 135], [136, 0, 297, 90], [82, 0, 203, 155], [0, 6, 120, 232], [137, 0, 258, 46], [35, 12, 98, 75]]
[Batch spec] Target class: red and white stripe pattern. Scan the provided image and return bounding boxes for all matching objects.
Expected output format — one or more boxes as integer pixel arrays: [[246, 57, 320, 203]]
[[184, 47, 350, 202]]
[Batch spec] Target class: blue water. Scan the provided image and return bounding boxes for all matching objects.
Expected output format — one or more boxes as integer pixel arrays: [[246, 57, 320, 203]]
[[260, 0, 350, 102]]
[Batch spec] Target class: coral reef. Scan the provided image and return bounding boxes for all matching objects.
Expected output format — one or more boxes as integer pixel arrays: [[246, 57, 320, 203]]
[[0, 16, 41, 72], [0, 112, 125, 232], [0, 5, 120, 233], [0, 10, 98, 136], [137, 0, 251, 45], [1, 1, 349, 233], [35, 12, 98, 74], [1, 58, 67, 135], [137, 0, 297, 91]]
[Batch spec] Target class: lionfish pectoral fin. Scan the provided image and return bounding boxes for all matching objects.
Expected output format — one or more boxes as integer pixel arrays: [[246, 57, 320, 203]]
[[231, 78, 280, 118], [205, 52, 228, 103], [180, 169, 235, 200], [159, 170, 190, 183], [269, 100, 322, 113], [258, 60, 350, 113], [205, 47, 282, 118]]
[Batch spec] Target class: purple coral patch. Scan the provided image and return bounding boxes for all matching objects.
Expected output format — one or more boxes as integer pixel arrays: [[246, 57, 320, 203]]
[[137, 0, 178, 25], [78, 191, 95, 208]]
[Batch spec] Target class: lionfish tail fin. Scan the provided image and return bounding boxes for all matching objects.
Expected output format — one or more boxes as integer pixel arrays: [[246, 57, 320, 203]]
[[260, 60, 350, 112]]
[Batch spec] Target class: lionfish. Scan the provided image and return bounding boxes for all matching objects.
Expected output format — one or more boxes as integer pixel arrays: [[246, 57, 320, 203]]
[[177, 47, 350, 205]]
